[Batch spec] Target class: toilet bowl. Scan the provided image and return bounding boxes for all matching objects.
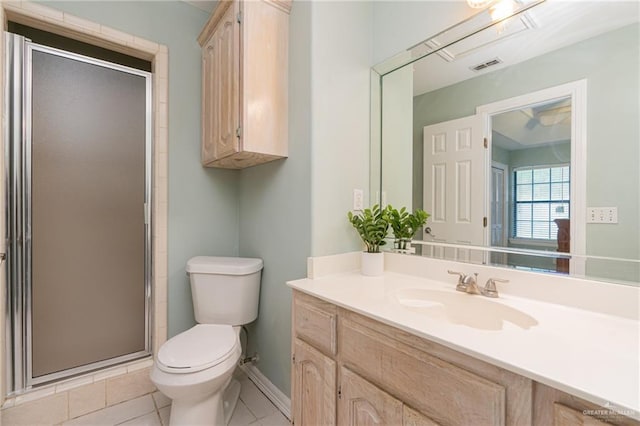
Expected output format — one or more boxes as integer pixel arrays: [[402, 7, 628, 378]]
[[151, 325, 242, 425], [150, 256, 263, 426]]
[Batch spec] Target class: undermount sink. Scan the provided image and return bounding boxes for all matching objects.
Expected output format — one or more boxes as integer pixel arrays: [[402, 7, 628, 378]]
[[394, 288, 538, 331]]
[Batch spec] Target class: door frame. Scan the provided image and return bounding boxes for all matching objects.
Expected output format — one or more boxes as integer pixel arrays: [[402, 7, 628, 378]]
[[476, 80, 587, 275], [491, 161, 509, 248], [6, 38, 154, 388]]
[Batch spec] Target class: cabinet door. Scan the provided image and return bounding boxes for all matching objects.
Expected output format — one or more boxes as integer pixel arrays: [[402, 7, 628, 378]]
[[201, 33, 217, 165], [403, 405, 441, 426], [554, 404, 611, 426], [338, 367, 403, 426], [293, 338, 336, 426], [202, 1, 240, 164]]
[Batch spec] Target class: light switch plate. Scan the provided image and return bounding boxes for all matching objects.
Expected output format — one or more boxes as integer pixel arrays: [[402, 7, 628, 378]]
[[587, 207, 618, 223], [353, 189, 364, 211]]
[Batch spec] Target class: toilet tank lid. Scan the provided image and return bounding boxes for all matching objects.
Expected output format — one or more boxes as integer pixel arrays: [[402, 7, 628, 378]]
[[186, 256, 263, 275]]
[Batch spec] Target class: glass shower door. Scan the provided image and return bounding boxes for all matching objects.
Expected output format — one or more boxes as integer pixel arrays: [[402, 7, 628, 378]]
[[5, 32, 152, 391]]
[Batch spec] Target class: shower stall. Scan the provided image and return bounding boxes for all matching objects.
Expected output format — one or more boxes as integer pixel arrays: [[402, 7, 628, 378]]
[[4, 32, 152, 393]]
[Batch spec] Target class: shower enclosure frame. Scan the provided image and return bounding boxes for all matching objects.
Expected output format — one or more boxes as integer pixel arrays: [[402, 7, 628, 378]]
[[4, 33, 153, 394]]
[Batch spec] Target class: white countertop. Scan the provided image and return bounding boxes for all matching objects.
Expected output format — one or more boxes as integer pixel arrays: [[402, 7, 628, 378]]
[[287, 271, 640, 419]]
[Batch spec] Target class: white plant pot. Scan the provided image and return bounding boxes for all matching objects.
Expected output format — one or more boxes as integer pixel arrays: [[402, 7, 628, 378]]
[[361, 252, 384, 276]]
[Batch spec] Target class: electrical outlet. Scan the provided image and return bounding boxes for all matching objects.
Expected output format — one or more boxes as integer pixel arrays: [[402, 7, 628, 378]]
[[353, 189, 364, 211], [587, 207, 618, 223]]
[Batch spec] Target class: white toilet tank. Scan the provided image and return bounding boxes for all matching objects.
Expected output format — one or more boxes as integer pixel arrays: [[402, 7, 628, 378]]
[[186, 256, 263, 325]]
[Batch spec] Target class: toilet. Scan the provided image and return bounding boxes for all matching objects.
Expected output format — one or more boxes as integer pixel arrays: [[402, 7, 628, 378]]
[[150, 256, 263, 426]]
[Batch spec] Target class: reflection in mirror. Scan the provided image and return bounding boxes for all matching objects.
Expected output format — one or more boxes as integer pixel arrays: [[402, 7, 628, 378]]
[[375, 0, 639, 284], [490, 97, 572, 273]]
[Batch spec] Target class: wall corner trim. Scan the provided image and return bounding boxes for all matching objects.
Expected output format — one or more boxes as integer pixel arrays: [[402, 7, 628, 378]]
[[240, 364, 291, 420]]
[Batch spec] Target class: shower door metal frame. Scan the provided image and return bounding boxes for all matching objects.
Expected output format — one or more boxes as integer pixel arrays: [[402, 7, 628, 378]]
[[4, 33, 153, 394]]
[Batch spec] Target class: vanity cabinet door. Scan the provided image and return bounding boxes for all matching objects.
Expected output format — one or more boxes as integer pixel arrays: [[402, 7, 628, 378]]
[[533, 383, 638, 426], [403, 406, 441, 426], [338, 367, 403, 426], [554, 404, 610, 425], [293, 338, 336, 426]]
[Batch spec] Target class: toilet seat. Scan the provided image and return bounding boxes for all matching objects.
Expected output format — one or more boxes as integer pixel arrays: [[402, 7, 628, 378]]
[[157, 324, 238, 374]]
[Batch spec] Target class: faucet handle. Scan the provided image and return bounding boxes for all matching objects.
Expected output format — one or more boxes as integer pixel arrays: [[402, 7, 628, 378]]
[[448, 270, 467, 291], [482, 278, 509, 298]]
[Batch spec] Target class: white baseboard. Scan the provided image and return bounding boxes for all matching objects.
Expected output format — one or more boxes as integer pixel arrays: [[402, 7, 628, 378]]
[[240, 364, 291, 420]]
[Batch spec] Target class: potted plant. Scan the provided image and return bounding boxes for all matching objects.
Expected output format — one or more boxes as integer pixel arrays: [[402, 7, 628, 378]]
[[347, 204, 389, 276], [387, 206, 430, 251]]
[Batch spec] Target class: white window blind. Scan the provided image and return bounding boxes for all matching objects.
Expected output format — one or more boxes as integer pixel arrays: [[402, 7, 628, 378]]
[[513, 165, 570, 240]]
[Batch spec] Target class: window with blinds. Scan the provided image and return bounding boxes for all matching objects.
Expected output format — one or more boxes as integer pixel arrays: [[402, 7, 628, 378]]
[[513, 165, 570, 240]]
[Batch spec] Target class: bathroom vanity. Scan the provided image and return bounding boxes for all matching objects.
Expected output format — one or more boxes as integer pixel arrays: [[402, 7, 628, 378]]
[[288, 253, 640, 426]]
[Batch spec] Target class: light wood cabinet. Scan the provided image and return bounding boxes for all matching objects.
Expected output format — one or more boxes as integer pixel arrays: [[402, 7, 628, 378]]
[[292, 338, 336, 426], [198, 0, 290, 169], [554, 404, 610, 426], [533, 383, 638, 426], [338, 366, 403, 426], [291, 290, 639, 426], [338, 366, 440, 426]]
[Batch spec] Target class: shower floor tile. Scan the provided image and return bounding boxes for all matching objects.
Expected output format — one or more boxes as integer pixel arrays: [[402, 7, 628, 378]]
[[58, 375, 287, 426]]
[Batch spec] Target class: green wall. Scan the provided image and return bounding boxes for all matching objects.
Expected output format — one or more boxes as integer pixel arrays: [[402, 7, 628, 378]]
[[491, 142, 510, 165], [238, 0, 373, 395], [34, 1, 373, 399], [309, 1, 373, 256], [413, 23, 640, 261], [238, 1, 312, 396], [508, 142, 571, 169], [36, 1, 240, 337]]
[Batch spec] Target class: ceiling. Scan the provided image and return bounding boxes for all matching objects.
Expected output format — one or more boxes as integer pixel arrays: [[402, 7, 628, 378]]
[[412, 1, 640, 96], [492, 98, 571, 151], [183, 0, 217, 14]]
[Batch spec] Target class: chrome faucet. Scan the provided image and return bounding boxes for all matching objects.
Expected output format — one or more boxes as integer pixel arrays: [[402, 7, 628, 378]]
[[447, 270, 468, 292], [462, 273, 481, 295], [447, 270, 479, 294], [481, 278, 509, 298], [447, 271, 509, 298]]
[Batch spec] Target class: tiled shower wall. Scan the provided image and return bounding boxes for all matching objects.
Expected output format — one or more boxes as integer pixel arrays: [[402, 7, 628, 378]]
[[1, 359, 156, 425]]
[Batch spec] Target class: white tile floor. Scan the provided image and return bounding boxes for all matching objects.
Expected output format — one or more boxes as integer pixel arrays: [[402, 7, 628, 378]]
[[59, 374, 289, 426]]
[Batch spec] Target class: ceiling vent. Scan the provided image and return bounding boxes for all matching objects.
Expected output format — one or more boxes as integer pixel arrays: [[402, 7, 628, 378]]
[[470, 57, 503, 72]]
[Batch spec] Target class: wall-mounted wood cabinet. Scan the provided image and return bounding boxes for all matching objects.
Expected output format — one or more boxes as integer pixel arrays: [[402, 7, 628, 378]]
[[291, 290, 639, 426], [198, 0, 290, 169]]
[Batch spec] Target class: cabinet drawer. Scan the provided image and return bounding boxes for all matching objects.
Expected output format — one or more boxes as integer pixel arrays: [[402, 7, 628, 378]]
[[293, 292, 337, 356], [340, 316, 506, 426]]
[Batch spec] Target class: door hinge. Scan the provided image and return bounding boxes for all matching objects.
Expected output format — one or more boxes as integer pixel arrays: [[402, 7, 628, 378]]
[[144, 203, 150, 225], [237, 11, 242, 24], [338, 384, 342, 400], [483, 137, 488, 148], [292, 354, 295, 364], [236, 126, 242, 139], [483, 217, 488, 227]]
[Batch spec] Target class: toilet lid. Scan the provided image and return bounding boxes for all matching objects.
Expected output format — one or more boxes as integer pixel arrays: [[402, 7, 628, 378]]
[[157, 325, 238, 374]]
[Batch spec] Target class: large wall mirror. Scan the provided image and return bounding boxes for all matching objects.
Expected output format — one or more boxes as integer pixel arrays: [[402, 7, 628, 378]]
[[372, 0, 639, 285]]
